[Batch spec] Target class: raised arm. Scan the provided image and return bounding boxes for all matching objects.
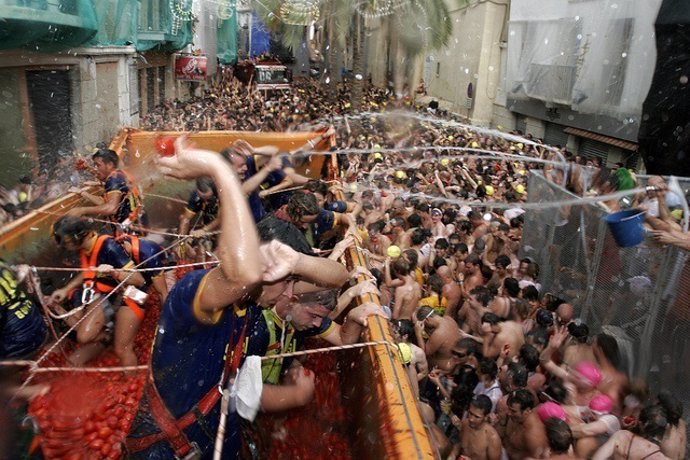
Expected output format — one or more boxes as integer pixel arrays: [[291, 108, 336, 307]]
[[157, 137, 262, 316]]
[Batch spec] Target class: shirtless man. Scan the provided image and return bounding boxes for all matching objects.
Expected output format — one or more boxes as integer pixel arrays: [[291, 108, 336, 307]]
[[544, 418, 578, 459], [460, 254, 484, 294], [504, 389, 549, 459], [448, 395, 502, 460], [458, 286, 493, 335], [593, 405, 670, 460], [468, 211, 489, 241], [414, 306, 462, 373], [464, 312, 525, 360], [385, 257, 421, 320], [391, 319, 429, 399], [490, 277, 521, 321], [436, 266, 462, 320], [365, 221, 391, 263]]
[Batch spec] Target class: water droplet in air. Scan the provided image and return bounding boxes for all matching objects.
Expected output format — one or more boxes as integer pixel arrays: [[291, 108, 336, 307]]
[[680, 75, 688, 84]]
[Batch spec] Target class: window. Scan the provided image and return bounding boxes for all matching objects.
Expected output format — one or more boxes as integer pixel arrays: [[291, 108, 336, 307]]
[[436, 62, 440, 77], [137, 69, 144, 115]]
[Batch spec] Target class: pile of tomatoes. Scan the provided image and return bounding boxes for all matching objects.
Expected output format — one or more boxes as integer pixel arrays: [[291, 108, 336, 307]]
[[28, 288, 162, 459], [265, 344, 353, 460]]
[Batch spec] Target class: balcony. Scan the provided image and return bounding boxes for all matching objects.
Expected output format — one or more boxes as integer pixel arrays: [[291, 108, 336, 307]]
[[0, 0, 97, 50]]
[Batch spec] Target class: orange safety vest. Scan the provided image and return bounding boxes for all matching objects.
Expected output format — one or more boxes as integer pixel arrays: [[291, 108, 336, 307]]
[[80, 234, 144, 319], [116, 235, 141, 265]]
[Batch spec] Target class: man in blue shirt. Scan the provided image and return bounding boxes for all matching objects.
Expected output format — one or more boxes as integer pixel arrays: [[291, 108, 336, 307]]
[[127, 137, 352, 459], [68, 147, 145, 234], [0, 261, 46, 360]]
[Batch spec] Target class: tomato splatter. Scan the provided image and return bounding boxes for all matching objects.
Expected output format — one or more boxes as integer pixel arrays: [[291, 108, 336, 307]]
[[154, 136, 176, 157]]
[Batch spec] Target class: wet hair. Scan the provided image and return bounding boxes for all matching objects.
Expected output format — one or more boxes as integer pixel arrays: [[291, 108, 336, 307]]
[[392, 258, 411, 277], [432, 256, 447, 271], [567, 322, 589, 343], [406, 213, 422, 228], [544, 378, 568, 404], [507, 388, 535, 411], [196, 176, 216, 194], [286, 191, 319, 220], [481, 312, 501, 326], [455, 243, 470, 254], [479, 358, 498, 380], [521, 285, 539, 302], [468, 210, 482, 221], [470, 394, 493, 416], [403, 249, 418, 269], [545, 418, 573, 454], [369, 268, 384, 288], [451, 365, 480, 417], [480, 264, 493, 283], [416, 306, 435, 321], [257, 215, 313, 255], [305, 180, 329, 196], [503, 277, 521, 297], [519, 344, 540, 373], [465, 253, 481, 267], [295, 289, 338, 311], [469, 286, 494, 307], [495, 255, 511, 269], [434, 238, 449, 250], [52, 216, 96, 246], [411, 228, 428, 246], [391, 319, 414, 342], [639, 404, 668, 440], [367, 220, 386, 234], [657, 391, 682, 427], [536, 308, 554, 327], [455, 337, 479, 356], [506, 362, 529, 388], [545, 294, 566, 312], [498, 222, 510, 233], [426, 274, 444, 300], [529, 327, 549, 350], [92, 148, 119, 167], [595, 333, 621, 369]]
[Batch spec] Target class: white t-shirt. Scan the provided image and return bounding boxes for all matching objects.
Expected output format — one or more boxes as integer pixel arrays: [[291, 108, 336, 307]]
[[473, 380, 503, 413]]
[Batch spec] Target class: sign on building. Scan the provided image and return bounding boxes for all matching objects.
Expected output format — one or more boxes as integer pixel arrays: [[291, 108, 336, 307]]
[[175, 54, 207, 81]]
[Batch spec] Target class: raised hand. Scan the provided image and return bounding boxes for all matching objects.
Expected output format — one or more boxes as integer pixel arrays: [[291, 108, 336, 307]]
[[259, 240, 301, 283]]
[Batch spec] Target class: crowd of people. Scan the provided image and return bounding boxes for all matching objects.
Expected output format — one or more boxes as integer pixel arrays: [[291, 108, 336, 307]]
[[1, 73, 689, 459]]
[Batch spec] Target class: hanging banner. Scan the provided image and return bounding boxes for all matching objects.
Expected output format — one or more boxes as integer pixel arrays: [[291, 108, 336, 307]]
[[175, 54, 207, 81]]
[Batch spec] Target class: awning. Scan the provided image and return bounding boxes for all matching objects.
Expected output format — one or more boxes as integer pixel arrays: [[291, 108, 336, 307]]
[[563, 127, 638, 151]]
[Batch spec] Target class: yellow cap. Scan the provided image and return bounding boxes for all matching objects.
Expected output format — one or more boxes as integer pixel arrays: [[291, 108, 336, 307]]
[[18, 191, 28, 202], [373, 152, 383, 160], [387, 245, 402, 258], [441, 158, 449, 166], [519, 170, 527, 176], [485, 185, 495, 196], [373, 144, 381, 150], [448, 136, 454, 141], [471, 141, 479, 149], [671, 209, 683, 221], [517, 143, 524, 150], [344, 102, 351, 108], [510, 146, 516, 151], [516, 184, 525, 194], [350, 183, 358, 192], [395, 170, 407, 180], [370, 117, 377, 123]]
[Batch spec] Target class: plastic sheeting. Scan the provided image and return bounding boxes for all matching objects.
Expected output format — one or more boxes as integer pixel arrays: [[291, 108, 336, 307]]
[[0, 0, 192, 52], [506, 0, 663, 122]]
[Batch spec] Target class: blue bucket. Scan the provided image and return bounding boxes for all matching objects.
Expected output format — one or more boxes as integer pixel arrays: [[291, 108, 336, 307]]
[[605, 209, 646, 247]]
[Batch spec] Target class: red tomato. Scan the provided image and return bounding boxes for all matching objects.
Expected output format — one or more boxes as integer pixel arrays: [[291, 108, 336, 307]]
[[98, 426, 113, 438], [107, 416, 119, 429], [101, 442, 112, 456], [89, 438, 104, 450], [85, 432, 98, 443], [84, 420, 96, 433], [155, 136, 176, 156]]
